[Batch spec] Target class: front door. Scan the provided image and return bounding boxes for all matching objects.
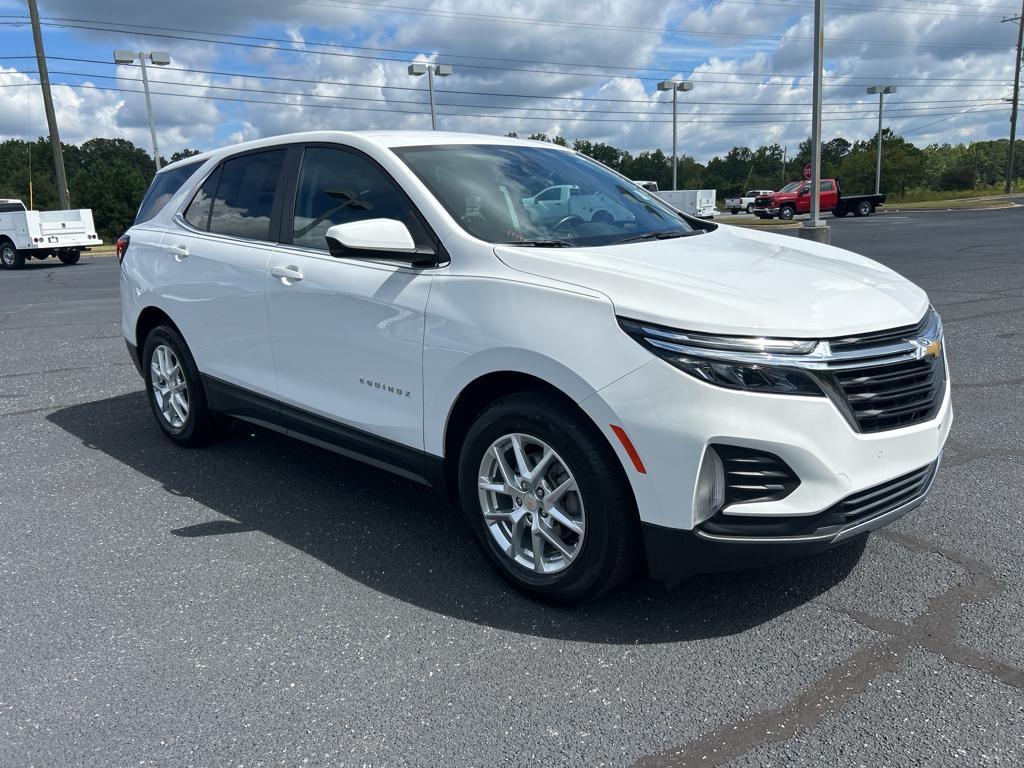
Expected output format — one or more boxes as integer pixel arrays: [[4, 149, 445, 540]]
[[265, 145, 436, 451]]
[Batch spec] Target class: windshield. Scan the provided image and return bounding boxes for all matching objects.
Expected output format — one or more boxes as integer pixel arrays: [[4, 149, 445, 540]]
[[777, 182, 802, 193], [395, 144, 694, 246]]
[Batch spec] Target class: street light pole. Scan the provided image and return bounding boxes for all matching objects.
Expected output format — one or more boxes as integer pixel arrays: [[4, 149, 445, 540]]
[[657, 79, 694, 191], [867, 85, 897, 195], [800, 0, 828, 244], [408, 62, 454, 130], [114, 50, 171, 169], [1002, 3, 1023, 194]]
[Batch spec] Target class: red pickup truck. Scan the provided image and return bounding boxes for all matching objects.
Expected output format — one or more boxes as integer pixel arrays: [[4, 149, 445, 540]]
[[753, 180, 885, 220]]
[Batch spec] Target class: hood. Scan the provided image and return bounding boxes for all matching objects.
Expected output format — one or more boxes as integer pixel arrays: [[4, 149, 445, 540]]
[[494, 225, 929, 338]]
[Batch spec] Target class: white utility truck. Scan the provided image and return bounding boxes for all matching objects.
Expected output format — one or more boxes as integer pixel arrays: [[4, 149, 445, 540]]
[[655, 189, 718, 219], [0, 199, 103, 269], [521, 184, 635, 226]]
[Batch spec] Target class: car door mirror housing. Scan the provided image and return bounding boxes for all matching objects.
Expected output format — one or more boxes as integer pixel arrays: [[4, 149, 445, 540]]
[[324, 219, 440, 267], [325, 219, 418, 254]]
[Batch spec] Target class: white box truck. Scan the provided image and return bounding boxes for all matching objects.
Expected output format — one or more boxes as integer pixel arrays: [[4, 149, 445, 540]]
[[0, 199, 103, 269]]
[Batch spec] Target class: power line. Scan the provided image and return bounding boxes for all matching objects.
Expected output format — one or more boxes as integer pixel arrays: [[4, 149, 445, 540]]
[[43, 79, 1009, 125], [41, 68, 998, 118], [0, 18, 1012, 91]]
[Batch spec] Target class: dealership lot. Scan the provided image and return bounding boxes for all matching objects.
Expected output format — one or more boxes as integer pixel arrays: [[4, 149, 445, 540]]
[[1, 208, 1022, 766]]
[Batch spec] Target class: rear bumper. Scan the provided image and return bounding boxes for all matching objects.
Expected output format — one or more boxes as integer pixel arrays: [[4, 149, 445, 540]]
[[643, 456, 940, 583]]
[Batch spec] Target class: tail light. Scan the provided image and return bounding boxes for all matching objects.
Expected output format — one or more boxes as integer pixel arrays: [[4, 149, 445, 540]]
[[116, 234, 130, 263]]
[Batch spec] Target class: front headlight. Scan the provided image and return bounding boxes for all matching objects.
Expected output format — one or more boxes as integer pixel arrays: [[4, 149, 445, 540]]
[[618, 317, 825, 396]]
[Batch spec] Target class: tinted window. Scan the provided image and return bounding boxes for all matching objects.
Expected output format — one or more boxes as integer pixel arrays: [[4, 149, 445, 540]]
[[0, 202, 26, 213], [135, 160, 203, 224], [820, 181, 835, 192], [291, 146, 428, 250], [184, 168, 219, 231], [207, 150, 286, 241]]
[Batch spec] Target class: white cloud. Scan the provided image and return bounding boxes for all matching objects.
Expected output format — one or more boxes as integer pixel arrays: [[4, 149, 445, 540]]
[[2, 0, 1017, 160]]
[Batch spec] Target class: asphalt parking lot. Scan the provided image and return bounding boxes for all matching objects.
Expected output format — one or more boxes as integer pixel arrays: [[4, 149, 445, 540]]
[[1, 207, 1022, 767]]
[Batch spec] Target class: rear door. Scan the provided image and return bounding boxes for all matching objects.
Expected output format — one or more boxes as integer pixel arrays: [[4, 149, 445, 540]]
[[159, 147, 287, 396], [819, 180, 839, 210], [265, 143, 436, 451]]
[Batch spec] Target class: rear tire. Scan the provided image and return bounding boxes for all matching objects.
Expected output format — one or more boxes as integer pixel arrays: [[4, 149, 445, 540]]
[[854, 201, 872, 217], [58, 251, 80, 265], [142, 324, 217, 447], [0, 242, 24, 269], [457, 391, 640, 604]]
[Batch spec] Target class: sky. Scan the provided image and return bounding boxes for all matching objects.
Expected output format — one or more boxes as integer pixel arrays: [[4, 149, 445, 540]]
[[0, 0, 1019, 163]]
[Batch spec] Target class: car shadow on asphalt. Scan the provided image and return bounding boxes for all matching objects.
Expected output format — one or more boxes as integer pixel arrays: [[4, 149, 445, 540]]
[[47, 392, 867, 645]]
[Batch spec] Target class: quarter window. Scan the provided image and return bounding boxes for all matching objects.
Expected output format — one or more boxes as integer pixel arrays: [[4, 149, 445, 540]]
[[291, 146, 428, 251], [135, 159, 203, 225]]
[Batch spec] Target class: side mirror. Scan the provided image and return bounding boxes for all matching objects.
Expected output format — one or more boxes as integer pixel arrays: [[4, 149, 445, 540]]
[[324, 219, 435, 265]]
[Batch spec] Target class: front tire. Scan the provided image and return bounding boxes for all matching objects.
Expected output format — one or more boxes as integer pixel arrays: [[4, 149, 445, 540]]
[[0, 242, 24, 269], [458, 392, 640, 604], [746, 203, 755, 214], [779, 205, 795, 221], [142, 324, 217, 446], [58, 251, 80, 265]]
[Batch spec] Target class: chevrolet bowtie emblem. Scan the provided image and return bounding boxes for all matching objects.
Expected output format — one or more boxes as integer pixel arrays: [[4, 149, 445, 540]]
[[914, 338, 942, 359]]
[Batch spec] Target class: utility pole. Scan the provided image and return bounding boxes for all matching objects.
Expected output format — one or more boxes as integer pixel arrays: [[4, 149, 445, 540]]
[[1003, 3, 1023, 194], [800, 0, 828, 244], [27, 0, 69, 209]]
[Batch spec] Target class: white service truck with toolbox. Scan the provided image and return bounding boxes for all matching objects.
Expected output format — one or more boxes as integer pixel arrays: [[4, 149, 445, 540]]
[[0, 199, 103, 269]]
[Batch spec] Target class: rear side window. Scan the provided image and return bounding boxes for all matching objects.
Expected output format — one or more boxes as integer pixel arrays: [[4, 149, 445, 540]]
[[208, 150, 286, 241], [0, 202, 26, 213], [135, 160, 204, 224], [184, 168, 219, 231]]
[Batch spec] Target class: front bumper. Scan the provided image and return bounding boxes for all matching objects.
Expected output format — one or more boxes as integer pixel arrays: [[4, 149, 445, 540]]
[[579, 354, 952, 577], [642, 456, 940, 582], [753, 206, 778, 216]]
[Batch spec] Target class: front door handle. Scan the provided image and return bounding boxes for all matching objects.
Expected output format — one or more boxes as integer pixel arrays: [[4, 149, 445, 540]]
[[271, 265, 304, 284], [167, 245, 189, 261]]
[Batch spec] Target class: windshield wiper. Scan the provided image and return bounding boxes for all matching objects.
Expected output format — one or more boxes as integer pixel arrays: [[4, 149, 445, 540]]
[[608, 230, 701, 245], [497, 239, 576, 247]]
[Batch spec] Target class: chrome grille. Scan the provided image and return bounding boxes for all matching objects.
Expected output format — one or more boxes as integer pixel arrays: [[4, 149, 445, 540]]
[[821, 316, 946, 434]]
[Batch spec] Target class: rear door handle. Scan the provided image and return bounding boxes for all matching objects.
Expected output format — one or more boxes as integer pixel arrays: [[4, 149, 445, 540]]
[[166, 245, 189, 260], [271, 265, 304, 284]]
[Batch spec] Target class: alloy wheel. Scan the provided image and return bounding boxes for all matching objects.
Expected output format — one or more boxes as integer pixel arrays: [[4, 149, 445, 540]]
[[477, 433, 586, 574], [150, 344, 190, 429]]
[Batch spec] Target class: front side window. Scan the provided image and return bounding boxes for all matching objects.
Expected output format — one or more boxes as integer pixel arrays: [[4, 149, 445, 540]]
[[290, 146, 429, 251], [203, 149, 286, 241], [396, 144, 694, 247], [135, 159, 203, 224]]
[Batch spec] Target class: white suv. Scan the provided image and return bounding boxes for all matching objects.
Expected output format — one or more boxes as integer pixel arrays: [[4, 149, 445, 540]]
[[120, 131, 951, 603]]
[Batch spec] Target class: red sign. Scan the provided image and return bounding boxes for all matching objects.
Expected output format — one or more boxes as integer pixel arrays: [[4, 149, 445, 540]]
[[803, 163, 812, 180]]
